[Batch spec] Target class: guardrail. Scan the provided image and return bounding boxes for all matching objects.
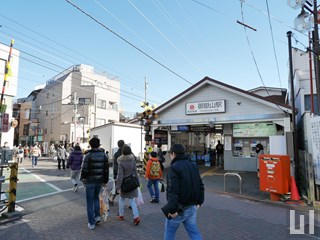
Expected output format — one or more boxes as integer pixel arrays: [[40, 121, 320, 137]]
[[224, 172, 242, 195]]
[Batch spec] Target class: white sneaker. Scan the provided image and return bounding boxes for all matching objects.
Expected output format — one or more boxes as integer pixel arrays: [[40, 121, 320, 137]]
[[87, 223, 95, 230]]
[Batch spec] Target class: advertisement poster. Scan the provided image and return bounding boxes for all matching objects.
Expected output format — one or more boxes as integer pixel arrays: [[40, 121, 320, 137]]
[[310, 116, 320, 185]]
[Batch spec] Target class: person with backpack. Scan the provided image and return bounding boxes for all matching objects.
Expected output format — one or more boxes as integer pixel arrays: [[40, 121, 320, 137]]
[[145, 151, 163, 203]]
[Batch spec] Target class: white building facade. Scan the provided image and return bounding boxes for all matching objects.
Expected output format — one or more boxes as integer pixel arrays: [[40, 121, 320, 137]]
[[152, 77, 293, 172], [0, 42, 20, 147], [34, 64, 120, 146]]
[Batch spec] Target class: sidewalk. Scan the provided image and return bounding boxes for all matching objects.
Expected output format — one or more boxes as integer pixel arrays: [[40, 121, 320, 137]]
[[0, 158, 319, 239], [197, 166, 312, 210]]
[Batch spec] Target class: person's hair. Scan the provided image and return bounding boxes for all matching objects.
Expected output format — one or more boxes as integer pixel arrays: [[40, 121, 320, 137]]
[[89, 137, 100, 148], [74, 145, 81, 151], [122, 145, 132, 155], [150, 151, 157, 158], [117, 140, 125, 148], [170, 144, 185, 155]]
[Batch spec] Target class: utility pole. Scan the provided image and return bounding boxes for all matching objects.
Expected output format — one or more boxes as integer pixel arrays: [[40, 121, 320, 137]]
[[73, 91, 77, 144], [311, 0, 320, 113], [0, 39, 14, 146], [287, 31, 300, 188]]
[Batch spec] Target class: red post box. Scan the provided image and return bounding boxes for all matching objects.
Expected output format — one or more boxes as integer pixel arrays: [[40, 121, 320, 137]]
[[259, 154, 291, 201]]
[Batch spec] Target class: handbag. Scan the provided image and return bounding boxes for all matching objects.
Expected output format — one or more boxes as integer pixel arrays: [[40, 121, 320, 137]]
[[120, 157, 139, 192], [121, 174, 139, 192]]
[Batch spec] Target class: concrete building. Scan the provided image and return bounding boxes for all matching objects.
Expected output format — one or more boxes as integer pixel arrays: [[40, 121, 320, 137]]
[[31, 64, 120, 148], [0, 42, 20, 148]]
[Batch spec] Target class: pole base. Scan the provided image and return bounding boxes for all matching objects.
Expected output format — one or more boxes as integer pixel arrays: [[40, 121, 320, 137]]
[[1, 210, 22, 220], [270, 193, 280, 201]]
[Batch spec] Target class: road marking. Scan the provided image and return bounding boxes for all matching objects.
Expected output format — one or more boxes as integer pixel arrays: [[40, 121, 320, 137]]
[[16, 187, 79, 203], [21, 168, 62, 192]]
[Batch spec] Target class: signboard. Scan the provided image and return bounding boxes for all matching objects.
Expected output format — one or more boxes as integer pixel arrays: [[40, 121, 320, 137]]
[[233, 123, 277, 137], [310, 116, 320, 185], [154, 130, 168, 144], [170, 125, 190, 132], [186, 100, 225, 115], [1, 113, 9, 132]]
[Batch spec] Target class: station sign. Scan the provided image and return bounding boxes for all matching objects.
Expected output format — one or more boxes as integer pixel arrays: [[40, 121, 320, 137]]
[[186, 100, 225, 115]]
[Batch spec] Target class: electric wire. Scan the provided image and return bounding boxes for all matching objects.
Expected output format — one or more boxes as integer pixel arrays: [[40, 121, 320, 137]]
[[0, 28, 169, 105], [65, 0, 193, 85], [93, 0, 175, 99], [0, 14, 172, 102], [265, 0, 283, 88], [240, 1, 291, 114], [128, 0, 203, 74], [0, 45, 161, 105]]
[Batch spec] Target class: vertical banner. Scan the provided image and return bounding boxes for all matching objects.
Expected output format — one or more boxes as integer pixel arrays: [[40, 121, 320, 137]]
[[310, 116, 320, 185]]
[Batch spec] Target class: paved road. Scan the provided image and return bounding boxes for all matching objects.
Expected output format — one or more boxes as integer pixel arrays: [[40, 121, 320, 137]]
[[0, 157, 319, 239]]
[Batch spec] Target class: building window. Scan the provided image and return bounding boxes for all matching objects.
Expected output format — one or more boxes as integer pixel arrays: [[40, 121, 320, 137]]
[[23, 124, 29, 135], [109, 101, 118, 110], [96, 118, 106, 126], [79, 98, 91, 105], [47, 93, 49, 99], [304, 94, 319, 115], [46, 110, 48, 116], [97, 99, 106, 109]]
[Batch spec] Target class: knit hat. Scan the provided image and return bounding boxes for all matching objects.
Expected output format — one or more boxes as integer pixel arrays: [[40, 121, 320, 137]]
[[150, 151, 157, 158], [89, 137, 100, 148], [170, 144, 185, 155]]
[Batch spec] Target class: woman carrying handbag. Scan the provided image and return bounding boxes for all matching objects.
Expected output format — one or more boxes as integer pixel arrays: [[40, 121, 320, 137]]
[[115, 145, 141, 226]]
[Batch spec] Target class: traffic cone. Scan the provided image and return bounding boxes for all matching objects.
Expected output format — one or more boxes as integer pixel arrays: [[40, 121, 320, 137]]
[[290, 176, 300, 201]]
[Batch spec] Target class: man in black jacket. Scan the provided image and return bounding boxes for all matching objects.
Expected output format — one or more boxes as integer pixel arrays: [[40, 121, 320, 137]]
[[161, 144, 204, 239], [80, 137, 109, 230]]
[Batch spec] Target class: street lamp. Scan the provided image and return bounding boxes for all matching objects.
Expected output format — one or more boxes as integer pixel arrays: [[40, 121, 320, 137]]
[[289, 0, 320, 113]]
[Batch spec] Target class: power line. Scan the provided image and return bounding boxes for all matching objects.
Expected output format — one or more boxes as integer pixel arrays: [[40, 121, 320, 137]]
[[65, 0, 193, 85], [265, 0, 282, 88], [0, 13, 177, 102]]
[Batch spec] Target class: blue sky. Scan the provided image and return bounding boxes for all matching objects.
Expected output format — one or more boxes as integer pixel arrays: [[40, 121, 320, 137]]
[[0, 0, 308, 116]]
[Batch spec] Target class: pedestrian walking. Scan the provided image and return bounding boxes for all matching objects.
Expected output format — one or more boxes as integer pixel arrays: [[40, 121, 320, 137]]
[[161, 144, 204, 240], [80, 137, 109, 230], [24, 145, 30, 161], [17, 146, 24, 163], [115, 145, 141, 226], [109, 139, 125, 205], [145, 151, 162, 203], [57, 144, 67, 170], [215, 140, 224, 168], [255, 143, 264, 178], [67, 145, 83, 192], [30, 143, 41, 167]]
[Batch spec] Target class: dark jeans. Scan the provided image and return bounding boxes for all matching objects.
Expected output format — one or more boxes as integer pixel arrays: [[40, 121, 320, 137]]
[[58, 158, 66, 170]]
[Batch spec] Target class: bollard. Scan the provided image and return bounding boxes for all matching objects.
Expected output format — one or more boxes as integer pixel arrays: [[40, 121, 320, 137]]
[[8, 162, 18, 213]]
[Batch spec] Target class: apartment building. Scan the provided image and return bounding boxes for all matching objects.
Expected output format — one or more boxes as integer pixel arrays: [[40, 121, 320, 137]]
[[28, 64, 121, 148]]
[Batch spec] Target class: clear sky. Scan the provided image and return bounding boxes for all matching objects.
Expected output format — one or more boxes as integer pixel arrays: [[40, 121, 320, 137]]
[[0, 0, 309, 117]]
